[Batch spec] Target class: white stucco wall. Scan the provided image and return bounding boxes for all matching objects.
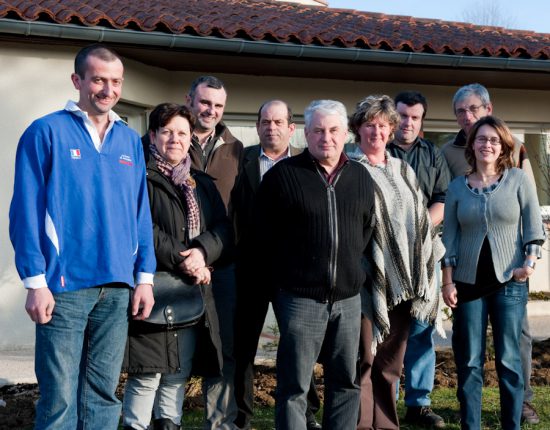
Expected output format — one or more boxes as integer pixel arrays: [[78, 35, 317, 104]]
[[0, 44, 181, 347], [1, 45, 75, 347], [2, 41, 550, 348]]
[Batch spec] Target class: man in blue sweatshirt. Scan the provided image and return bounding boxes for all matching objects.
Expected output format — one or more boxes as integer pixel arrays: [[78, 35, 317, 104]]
[[9, 44, 156, 430]]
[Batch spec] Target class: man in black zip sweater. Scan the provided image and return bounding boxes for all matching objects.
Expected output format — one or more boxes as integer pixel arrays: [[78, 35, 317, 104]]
[[252, 100, 375, 430]]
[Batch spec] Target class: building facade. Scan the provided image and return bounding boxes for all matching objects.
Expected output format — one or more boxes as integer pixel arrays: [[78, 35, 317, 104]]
[[1, 0, 550, 347]]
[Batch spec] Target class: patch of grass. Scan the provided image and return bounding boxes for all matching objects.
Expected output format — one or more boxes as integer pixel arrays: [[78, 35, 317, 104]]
[[177, 387, 550, 429], [529, 291, 550, 301], [398, 387, 549, 430], [179, 406, 274, 429]]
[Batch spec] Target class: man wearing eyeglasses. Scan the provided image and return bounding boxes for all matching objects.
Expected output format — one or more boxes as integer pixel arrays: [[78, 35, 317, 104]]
[[442, 83, 540, 425], [442, 83, 533, 180]]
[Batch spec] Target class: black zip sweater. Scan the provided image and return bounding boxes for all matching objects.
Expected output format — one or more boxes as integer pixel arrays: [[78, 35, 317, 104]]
[[253, 150, 375, 303]]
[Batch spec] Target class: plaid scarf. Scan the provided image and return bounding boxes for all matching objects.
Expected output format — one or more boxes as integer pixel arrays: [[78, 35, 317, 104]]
[[149, 143, 201, 239]]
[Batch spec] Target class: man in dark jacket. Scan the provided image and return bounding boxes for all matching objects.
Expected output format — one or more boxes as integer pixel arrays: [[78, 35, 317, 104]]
[[388, 91, 450, 429], [232, 100, 321, 430], [253, 100, 375, 430], [186, 76, 243, 430]]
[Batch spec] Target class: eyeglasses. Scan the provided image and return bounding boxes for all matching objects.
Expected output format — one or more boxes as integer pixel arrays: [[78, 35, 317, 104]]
[[455, 104, 485, 117], [475, 136, 501, 146]]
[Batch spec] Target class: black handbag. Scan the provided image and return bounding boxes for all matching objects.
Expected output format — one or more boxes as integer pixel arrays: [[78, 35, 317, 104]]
[[145, 271, 205, 329]]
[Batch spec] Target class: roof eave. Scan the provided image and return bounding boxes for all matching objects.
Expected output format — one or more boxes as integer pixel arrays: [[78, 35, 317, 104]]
[[1, 18, 548, 73]]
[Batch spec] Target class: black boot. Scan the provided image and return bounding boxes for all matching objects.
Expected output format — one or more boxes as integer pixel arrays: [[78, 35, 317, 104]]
[[152, 418, 181, 430], [404, 406, 446, 429]]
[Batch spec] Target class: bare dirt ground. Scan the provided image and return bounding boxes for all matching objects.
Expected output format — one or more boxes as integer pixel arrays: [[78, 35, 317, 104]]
[[2, 339, 550, 429]]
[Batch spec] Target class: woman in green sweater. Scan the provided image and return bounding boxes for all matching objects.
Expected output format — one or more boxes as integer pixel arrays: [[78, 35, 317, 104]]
[[441, 116, 544, 430]]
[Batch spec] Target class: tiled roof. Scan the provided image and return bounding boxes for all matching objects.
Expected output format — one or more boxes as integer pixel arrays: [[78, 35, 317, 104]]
[[1, 0, 549, 60]]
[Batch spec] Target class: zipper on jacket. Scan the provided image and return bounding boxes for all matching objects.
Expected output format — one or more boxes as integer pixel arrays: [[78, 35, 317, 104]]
[[316, 165, 346, 303], [327, 184, 338, 297]]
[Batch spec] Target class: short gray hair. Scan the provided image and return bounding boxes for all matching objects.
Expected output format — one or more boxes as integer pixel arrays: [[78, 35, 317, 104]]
[[304, 100, 348, 130], [452, 83, 491, 113]]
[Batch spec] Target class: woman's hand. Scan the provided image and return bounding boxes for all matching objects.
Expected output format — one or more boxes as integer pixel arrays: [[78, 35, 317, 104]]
[[442, 283, 458, 309], [192, 267, 212, 285], [178, 247, 207, 276], [512, 266, 534, 282]]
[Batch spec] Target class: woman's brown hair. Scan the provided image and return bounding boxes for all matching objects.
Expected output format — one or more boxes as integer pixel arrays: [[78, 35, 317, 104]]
[[148, 103, 195, 133], [465, 116, 515, 174]]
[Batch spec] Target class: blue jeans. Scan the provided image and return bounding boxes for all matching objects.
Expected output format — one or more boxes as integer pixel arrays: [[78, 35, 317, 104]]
[[520, 313, 534, 402], [122, 326, 197, 429], [34, 285, 130, 430], [274, 290, 361, 430], [400, 268, 439, 406], [403, 319, 435, 406], [203, 264, 238, 430], [452, 280, 527, 430]]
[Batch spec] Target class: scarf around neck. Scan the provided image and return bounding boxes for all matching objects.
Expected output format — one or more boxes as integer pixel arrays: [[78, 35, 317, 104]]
[[149, 143, 201, 239]]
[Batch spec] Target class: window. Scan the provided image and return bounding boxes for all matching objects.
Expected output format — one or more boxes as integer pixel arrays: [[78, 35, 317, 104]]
[[114, 101, 148, 135]]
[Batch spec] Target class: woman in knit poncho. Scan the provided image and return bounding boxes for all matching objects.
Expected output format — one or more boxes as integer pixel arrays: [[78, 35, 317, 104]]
[[347, 95, 445, 430], [441, 116, 544, 430]]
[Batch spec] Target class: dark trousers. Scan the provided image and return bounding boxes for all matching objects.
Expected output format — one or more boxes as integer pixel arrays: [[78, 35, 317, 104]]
[[274, 291, 360, 430], [358, 301, 412, 430], [233, 288, 321, 429]]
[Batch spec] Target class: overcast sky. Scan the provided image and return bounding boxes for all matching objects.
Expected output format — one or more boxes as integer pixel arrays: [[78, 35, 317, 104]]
[[328, 0, 549, 33]]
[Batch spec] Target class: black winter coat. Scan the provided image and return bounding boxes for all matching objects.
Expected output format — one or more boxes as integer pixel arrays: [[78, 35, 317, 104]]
[[123, 160, 233, 377]]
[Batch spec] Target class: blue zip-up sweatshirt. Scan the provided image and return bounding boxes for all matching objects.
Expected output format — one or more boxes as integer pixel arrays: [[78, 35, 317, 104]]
[[9, 110, 156, 293]]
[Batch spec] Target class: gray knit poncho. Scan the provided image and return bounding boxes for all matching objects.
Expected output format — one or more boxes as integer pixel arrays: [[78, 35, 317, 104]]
[[348, 147, 446, 353]]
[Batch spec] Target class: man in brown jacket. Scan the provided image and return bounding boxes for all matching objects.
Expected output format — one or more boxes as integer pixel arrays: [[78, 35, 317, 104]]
[[186, 75, 243, 210], [186, 75, 243, 430]]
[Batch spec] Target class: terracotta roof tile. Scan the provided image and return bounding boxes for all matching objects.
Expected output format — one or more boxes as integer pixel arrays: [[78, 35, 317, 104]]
[[1, 0, 549, 60]]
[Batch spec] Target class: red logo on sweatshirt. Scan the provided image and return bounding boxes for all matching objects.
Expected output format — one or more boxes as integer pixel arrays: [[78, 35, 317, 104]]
[[119, 154, 133, 166], [70, 149, 81, 159]]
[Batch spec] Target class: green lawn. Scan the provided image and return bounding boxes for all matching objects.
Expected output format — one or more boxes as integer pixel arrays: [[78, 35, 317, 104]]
[[177, 387, 549, 429], [397, 387, 549, 430]]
